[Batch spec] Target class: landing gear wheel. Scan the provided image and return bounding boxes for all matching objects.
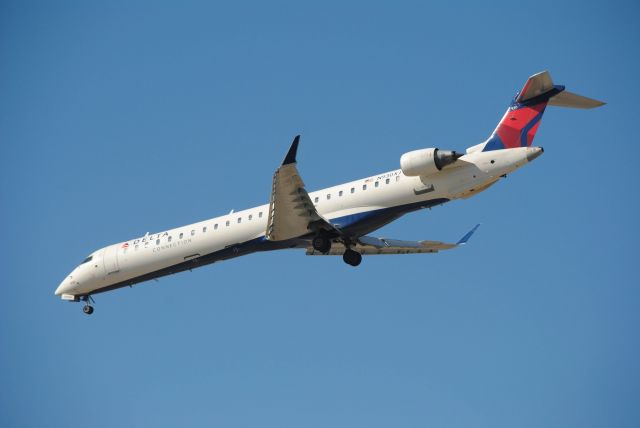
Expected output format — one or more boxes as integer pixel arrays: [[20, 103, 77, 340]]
[[83, 305, 94, 315], [312, 235, 331, 253], [343, 249, 362, 267]]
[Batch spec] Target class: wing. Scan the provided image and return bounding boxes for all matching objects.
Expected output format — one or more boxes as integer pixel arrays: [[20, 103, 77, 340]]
[[266, 136, 338, 241], [306, 224, 480, 255]]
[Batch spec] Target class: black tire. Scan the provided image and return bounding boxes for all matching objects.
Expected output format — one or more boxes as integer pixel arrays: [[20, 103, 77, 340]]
[[312, 235, 331, 253], [343, 249, 362, 266], [83, 305, 94, 315]]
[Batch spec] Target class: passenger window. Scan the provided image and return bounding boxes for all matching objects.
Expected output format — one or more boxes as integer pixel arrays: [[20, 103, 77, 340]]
[[156, 239, 160, 245], [351, 187, 355, 194], [259, 212, 263, 218], [314, 196, 319, 203], [214, 224, 218, 230], [362, 184, 367, 191], [179, 233, 183, 239], [203, 226, 207, 233], [326, 194, 331, 200], [135, 244, 139, 250], [248, 214, 253, 221], [168, 236, 172, 242], [191, 230, 195, 236], [339, 190, 343, 197], [226, 220, 230, 226], [386, 178, 390, 184], [237, 217, 241, 224], [375, 181, 379, 188]]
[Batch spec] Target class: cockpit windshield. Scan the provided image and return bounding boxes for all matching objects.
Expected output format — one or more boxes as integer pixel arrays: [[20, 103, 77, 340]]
[[80, 255, 93, 264]]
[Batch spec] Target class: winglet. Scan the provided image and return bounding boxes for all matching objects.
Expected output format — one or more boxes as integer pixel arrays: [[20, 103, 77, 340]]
[[456, 224, 481, 245], [282, 135, 300, 165]]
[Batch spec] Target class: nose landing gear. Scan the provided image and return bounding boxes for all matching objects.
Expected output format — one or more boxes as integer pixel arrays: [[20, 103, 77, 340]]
[[81, 296, 95, 315]]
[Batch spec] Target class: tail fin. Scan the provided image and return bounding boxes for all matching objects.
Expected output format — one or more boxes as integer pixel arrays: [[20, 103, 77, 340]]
[[481, 71, 605, 152]]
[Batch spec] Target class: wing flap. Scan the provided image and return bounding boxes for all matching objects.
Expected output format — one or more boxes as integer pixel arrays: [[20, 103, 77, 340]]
[[306, 243, 441, 255], [306, 224, 480, 256]]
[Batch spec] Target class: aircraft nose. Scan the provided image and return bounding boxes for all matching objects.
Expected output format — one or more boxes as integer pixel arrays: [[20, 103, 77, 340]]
[[54, 282, 66, 296], [55, 278, 73, 296]]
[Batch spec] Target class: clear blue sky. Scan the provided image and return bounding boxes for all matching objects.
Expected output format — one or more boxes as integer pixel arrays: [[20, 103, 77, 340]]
[[2, 1, 638, 427]]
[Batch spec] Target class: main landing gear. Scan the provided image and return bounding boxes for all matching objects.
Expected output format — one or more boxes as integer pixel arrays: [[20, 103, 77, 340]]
[[343, 249, 362, 267], [312, 233, 362, 267], [81, 296, 94, 315], [312, 234, 332, 253]]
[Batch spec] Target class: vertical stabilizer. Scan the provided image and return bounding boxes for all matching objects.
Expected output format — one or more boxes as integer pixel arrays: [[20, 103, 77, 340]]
[[479, 71, 604, 152]]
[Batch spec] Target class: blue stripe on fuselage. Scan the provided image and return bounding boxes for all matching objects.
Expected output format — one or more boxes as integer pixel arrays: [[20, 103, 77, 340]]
[[329, 198, 449, 236]]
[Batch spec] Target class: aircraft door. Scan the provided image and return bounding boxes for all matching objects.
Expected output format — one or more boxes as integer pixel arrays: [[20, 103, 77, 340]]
[[103, 244, 120, 275]]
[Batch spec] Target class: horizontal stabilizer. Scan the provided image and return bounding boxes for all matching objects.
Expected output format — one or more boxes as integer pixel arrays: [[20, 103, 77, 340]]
[[516, 71, 556, 103], [515, 70, 605, 108], [548, 90, 605, 109]]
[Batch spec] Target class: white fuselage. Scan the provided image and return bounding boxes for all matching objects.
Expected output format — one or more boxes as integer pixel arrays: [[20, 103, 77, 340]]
[[55, 146, 541, 298]]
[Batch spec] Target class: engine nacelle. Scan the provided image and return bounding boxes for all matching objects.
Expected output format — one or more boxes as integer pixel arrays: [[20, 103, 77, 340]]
[[400, 148, 462, 177]]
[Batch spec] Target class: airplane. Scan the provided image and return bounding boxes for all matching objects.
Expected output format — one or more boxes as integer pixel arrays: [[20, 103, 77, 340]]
[[55, 71, 604, 314]]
